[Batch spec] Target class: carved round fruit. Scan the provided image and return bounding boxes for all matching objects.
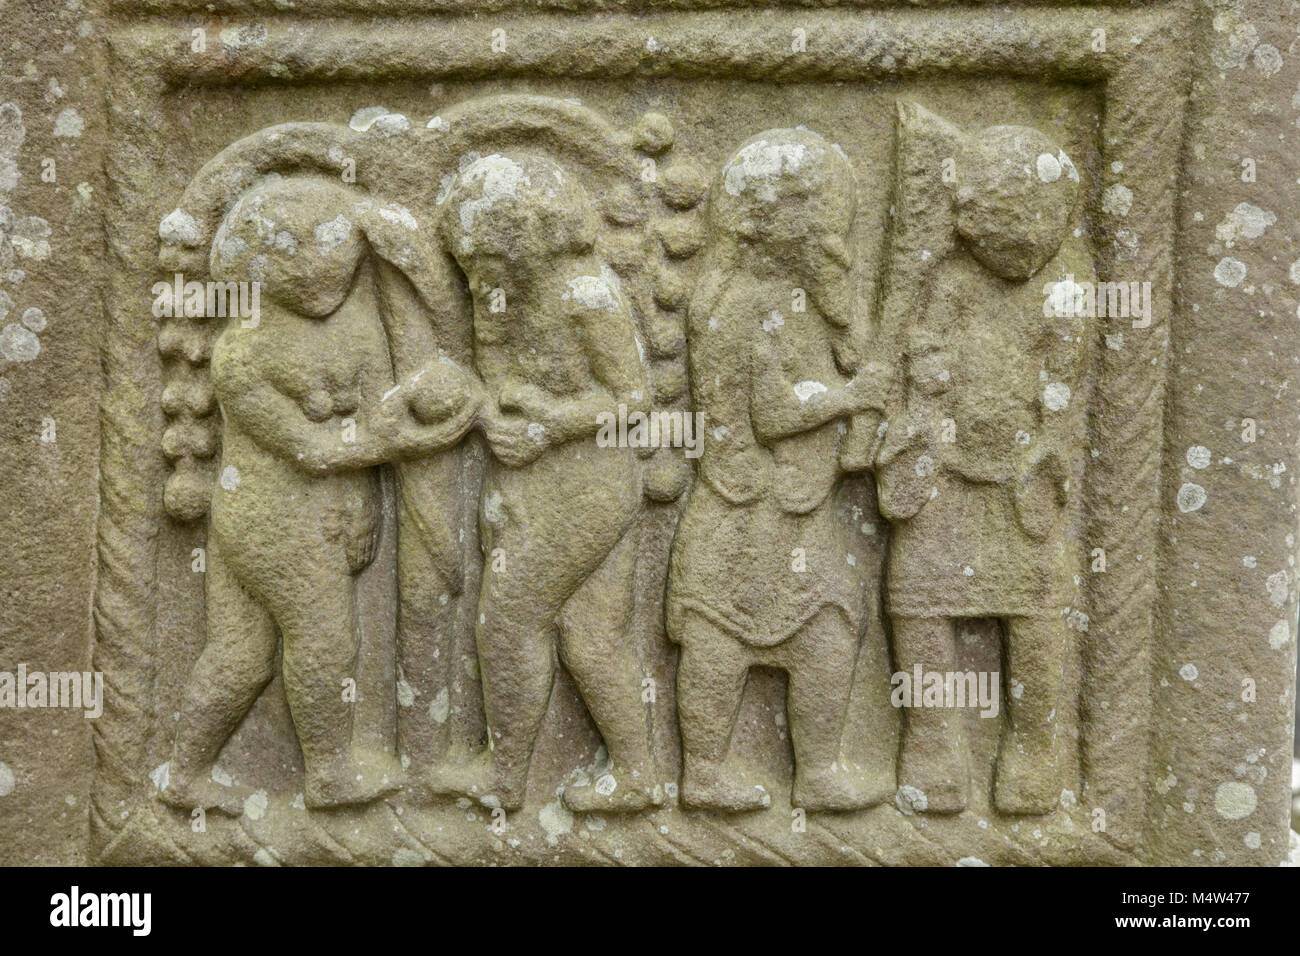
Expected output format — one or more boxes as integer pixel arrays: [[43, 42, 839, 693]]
[[162, 420, 217, 459], [160, 380, 187, 416], [301, 389, 334, 422], [408, 362, 473, 424], [161, 376, 215, 416], [643, 451, 692, 502], [157, 321, 210, 363], [652, 267, 688, 311], [186, 378, 216, 415], [656, 215, 707, 259], [164, 468, 210, 522], [633, 111, 674, 154], [657, 161, 709, 210]]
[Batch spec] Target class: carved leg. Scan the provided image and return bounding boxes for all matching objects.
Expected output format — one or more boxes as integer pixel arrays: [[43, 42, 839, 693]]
[[891, 615, 968, 813], [163, 536, 276, 816], [393, 456, 468, 771], [558, 529, 658, 813], [676, 618, 768, 811], [994, 615, 1065, 815], [471, 568, 558, 811], [787, 607, 880, 811], [274, 558, 400, 809]]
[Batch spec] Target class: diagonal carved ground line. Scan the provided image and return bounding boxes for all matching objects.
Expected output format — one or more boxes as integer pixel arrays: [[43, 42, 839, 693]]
[[382, 804, 455, 867], [805, 820, 880, 866], [653, 825, 720, 866], [709, 818, 798, 866], [570, 836, 622, 867]]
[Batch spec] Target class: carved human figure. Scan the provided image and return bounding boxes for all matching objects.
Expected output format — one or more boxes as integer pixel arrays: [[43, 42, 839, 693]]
[[162, 178, 483, 813], [666, 129, 886, 812], [874, 125, 1087, 814], [431, 153, 657, 812]]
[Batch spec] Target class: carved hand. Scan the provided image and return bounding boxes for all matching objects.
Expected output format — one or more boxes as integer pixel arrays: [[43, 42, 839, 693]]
[[482, 403, 547, 467], [1013, 450, 1068, 541]]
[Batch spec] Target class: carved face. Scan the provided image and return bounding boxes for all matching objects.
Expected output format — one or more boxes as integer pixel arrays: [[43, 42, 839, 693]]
[[438, 153, 597, 284], [712, 128, 856, 249], [955, 126, 1080, 281], [210, 178, 366, 319]]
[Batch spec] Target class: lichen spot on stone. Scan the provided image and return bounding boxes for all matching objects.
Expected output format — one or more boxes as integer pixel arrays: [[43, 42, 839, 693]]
[[723, 139, 811, 200], [1213, 781, 1256, 820]]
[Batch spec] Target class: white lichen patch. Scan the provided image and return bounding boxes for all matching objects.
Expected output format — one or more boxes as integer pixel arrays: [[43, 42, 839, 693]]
[[348, 106, 390, 132], [1212, 781, 1256, 820], [1176, 482, 1206, 513], [1268, 619, 1291, 650], [793, 380, 827, 402], [1043, 382, 1071, 411], [314, 214, 352, 252], [0, 323, 39, 362], [52, 108, 83, 138], [563, 266, 622, 312], [370, 113, 411, 137], [219, 465, 241, 492], [451, 153, 533, 247], [895, 785, 927, 814], [482, 489, 505, 525], [539, 798, 574, 845], [428, 687, 450, 724], [1179, 663, 1199, 682], [1058, 151, 1080, 183], [1211, 10, 1259, 70], [159, 208, 200, 246], [1101, 184, 1133, 217], [10, 216, 51, 260], [1216, 202, 1275, 247], [1185, 445, 1212, 470], [1214, 257, 1247, 288], [396, 678, 415, 707], [377, 202, 418, 231], [1035, 152, 1061, 183], [243, 790, 269, 820], [1253, 44, 1283, 77], [1266, 570, 1288, 606], [1045, 278, 1086, 317], [723, 139, 811, 200], [0, 762, 15, 797]]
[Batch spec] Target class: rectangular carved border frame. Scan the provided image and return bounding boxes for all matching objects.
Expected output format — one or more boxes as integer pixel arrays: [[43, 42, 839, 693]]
[[95, 4, 1201, 864]]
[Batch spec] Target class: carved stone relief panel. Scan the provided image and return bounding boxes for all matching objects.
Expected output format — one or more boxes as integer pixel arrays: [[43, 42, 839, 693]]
[[32, 1, 1292, 866]]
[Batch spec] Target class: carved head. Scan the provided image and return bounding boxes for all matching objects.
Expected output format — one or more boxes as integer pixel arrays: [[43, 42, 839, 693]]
[[712, 128, 856, 252], [438, 153, 597, 284], [955, 126, 1080, 281], [210, 177, 367, 318]]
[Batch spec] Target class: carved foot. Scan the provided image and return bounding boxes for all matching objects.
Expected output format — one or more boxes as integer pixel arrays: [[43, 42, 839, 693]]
[[897, 719, 969, 813], [425, 752, 525, 811], [793, 763, 889, 812], [305, 750, 403, 810], [681, 758, 771, 812], [897, 749, 968, 814], [160, 766, 255, 817], [562, 764, 661, 813], [993, 738, 1061, 815]]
